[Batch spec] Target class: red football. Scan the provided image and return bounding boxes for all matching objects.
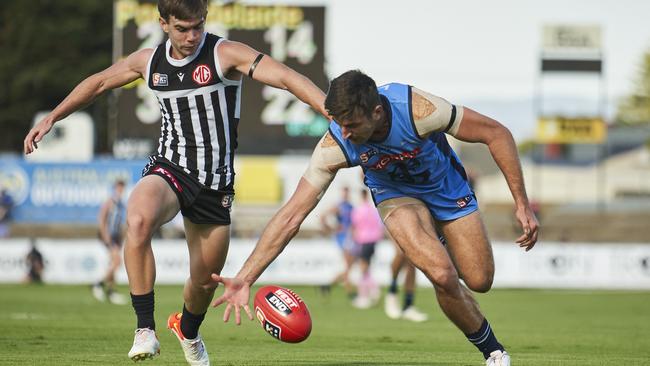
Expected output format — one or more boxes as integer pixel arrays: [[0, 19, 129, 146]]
[[253, 285, 312, 343]]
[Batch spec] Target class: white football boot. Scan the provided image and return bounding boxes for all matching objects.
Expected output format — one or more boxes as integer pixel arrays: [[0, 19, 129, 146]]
[[108, 292, 128, 305], [384, 293, 402, 319], [352, 295, 373, 309], [485, 350, 510, 366], [127, 328, 160, 361], [168, 312, 210, 366], [91, 284, 106, 302], [401, 306, 429, 323]]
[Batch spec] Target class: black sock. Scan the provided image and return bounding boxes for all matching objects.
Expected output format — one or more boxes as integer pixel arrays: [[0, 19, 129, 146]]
[[465, 318, 504, 359], [403, 291, 414, 310], [388, 279, 398, 294], [180, 304, 206, 340], [131, 291, 155, 330]]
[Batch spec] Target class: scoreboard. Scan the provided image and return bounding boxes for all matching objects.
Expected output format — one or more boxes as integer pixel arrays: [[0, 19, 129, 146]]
[[113, 0, 328, 156]]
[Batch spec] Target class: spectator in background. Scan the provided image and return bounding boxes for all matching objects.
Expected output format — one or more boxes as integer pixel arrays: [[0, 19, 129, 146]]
[[319, 186, 357, 298], [24, 240, 44, 284], [0, 189, 14, 238], [350, 189, 383, 309], [92, 180, 128, 305]]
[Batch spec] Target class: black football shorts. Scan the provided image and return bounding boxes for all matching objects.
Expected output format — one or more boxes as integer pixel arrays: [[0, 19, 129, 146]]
[[142, 156, 234, 225]]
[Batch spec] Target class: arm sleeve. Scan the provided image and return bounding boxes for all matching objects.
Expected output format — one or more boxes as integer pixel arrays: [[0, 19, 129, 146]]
[[302, 131, 348, 198], [411, 86, 464, 137]]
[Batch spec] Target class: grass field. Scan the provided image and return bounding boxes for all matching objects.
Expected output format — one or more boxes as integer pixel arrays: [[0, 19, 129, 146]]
[[0, 284, 648, 365]]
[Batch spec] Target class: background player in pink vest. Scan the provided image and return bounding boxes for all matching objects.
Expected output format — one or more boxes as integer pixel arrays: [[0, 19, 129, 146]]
[[350, 189, 383, 309]]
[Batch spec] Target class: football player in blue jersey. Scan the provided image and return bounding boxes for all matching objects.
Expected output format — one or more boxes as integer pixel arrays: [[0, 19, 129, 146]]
[[319, 186, 358, 299], [211, 69, 538, 366]]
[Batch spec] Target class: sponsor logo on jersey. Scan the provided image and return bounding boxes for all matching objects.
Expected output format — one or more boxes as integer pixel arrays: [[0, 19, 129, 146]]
[[456, 195, 473, 208], [360, 149, 379, 163], [221, 194, 234, 208], [192, 64, 212, 85], [152, 73, 168, 86], [215, 165, 227, 174], [368, 147, 422, 170], [177, 72, 185, 82], [265, 292, 293, 316]]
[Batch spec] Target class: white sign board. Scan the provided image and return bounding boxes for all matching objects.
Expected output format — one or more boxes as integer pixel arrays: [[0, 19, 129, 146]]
[[2, 239, 649, 289]]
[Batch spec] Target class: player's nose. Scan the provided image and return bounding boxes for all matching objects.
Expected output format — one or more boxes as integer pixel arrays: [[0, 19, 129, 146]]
[[188, 29, 201, 42]]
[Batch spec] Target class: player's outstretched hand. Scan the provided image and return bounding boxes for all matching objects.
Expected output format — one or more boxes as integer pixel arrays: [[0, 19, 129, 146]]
[[24, 117, 55, 155], [210, 274, 253, 325], [515, 204, 539, 251]]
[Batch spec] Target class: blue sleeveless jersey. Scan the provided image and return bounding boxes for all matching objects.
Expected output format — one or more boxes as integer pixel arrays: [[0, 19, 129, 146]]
[[329, 83, 477, 220]]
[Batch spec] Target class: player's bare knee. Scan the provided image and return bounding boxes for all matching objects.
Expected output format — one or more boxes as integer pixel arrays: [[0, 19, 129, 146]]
[[465, 272, 494, 293], [191, 275, 217, 293], [427, 266, 459, 289], [126, 213, 155, 243]]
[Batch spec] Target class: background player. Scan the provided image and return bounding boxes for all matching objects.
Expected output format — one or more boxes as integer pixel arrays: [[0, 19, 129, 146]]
[[384, 239, 429, 322], [319, 186, 357, 298], [93, 179, 128, 305]]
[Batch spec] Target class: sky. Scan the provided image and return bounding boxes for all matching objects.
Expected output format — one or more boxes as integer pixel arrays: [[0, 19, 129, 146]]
[[249, 0, 650, 140]]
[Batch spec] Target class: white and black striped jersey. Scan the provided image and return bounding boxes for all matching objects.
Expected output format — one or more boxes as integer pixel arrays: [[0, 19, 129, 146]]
[[146, 33, 242, 190]]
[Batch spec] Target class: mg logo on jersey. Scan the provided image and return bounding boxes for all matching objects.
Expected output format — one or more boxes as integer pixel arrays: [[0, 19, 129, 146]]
[[192, 64, 212, 85]]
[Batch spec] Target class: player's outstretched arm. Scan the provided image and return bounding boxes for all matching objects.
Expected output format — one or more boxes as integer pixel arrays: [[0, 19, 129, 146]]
[[211, 132, 345, 324], [454, 108, 539, 251], [217, 40, 328, 119], [211, 178, 323, 324], [23, 48, 152, 154]]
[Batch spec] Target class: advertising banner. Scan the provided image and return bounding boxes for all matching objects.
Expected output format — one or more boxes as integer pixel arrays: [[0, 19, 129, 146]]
[[2, 239, 649, 289], [536, 117, 607, 143], [0, 157, 145, 223]]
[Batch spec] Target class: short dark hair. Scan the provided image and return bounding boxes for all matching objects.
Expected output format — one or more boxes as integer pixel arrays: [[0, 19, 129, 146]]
[[325, 70, 380, 120], [115, 180, 126, 187], [158, 0, 208, 21]]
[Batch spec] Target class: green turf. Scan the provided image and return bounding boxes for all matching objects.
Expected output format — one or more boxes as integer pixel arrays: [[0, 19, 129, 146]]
[[0, 284, 648, 365]]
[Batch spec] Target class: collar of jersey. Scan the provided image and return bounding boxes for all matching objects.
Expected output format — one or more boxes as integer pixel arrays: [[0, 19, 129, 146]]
[[165, 32, 207, 67]]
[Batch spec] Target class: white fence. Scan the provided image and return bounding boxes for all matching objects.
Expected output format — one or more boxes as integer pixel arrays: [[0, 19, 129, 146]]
[[2, 239, 650, 289]]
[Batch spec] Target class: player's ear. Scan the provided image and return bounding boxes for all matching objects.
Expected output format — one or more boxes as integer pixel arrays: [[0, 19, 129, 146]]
[[372, 104, 383, 120], [159, 17, 169, 33]]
